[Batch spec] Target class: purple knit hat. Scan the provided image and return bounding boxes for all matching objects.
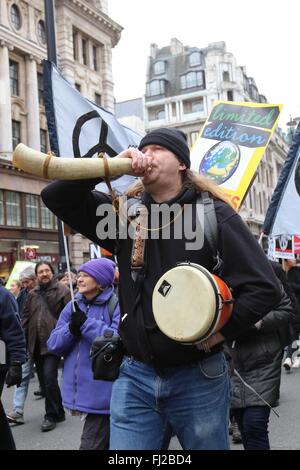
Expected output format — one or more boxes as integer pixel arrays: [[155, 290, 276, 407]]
[[78, 259, 116, 288]]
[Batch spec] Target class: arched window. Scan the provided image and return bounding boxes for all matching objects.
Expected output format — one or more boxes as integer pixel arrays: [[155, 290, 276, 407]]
[[223, 71, 230, 81], [37, 20, 47, 45], [156, 109, 165, 120], [10, 4, 21, 30]]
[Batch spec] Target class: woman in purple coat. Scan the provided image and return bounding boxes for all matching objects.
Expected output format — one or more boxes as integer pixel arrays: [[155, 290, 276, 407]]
[[47, 258, 120, 450]]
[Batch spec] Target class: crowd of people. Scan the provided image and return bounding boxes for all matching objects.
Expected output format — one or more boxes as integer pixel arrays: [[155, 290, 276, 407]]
[[0, 127, 300, 451]]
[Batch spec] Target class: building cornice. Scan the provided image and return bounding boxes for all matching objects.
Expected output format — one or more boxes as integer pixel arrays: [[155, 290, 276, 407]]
[[0, 26, 46, 61], [0, 158, 47, 184], [58, 0, 122, 47]]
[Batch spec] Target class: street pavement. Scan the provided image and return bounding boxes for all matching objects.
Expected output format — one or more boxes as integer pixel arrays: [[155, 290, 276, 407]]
[[2, 365, 300, 450]]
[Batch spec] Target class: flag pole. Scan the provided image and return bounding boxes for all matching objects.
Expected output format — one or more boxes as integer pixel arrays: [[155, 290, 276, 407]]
[[44, 0, 57, 64], [44, 0, 68, 273]]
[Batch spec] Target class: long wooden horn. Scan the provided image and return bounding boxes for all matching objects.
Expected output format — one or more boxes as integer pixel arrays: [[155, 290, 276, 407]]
[[12, 143, 133, 180]]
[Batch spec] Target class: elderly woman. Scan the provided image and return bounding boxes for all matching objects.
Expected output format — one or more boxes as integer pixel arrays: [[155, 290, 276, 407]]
[[9, 280, 21, 300], [47, 258, 120, 450]]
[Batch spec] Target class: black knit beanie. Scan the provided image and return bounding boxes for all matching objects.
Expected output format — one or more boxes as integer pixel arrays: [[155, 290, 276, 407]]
[[138, 128, 190, 168]]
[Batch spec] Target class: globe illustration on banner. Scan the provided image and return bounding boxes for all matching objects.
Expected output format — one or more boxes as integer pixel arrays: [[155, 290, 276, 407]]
[[199, 140, 240, 185]]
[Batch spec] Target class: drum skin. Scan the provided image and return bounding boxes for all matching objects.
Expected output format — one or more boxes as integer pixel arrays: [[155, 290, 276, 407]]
[[152, 263, 233, 344]]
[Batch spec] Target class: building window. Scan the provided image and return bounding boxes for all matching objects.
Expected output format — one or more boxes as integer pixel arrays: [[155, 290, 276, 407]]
[[223, 71, 230, 81], [37, 72, 44, 105], [190, 131, 199, 145], [41, 199, 54, 229], [259, 194, 263, 214], [222, 63, 232, 82], [73, 31, 78, 60], [9, 61, 19, 96], [10, 4, 21, 30], [227, 90, 234, 101], [75, 83, 81, 92], [6, 191, 21, 226], [249, 84, 259, 102], [25, 194, 39, 228], [40, 129, 47, 153], [156, 109, 165, 120], [82, 39, 88, 65], [12, 120, 21, 149], [153, 61, 165, 75], [183, 99, 204, 114], [248, 190, 253, 209], [192, 100, 204, 113], [146, 80, 165, 97], [0, 190, 4, 225], [259, 95, 267, 103], [93, 45, 98, 71], [148, 106, 165, 121], [189, 51, 201, 67], [181, 71, 204, 90], [37, 20, 46, 45], [95, 93, 101, 106]]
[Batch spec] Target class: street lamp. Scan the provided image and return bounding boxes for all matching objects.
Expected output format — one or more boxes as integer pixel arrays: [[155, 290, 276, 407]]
[[286, 116, 300, 145]]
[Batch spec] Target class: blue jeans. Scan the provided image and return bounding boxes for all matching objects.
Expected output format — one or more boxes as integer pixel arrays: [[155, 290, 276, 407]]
[[13, 357, 33, 414], [233, 406, 271, 450], [110, 352, 230, 450]]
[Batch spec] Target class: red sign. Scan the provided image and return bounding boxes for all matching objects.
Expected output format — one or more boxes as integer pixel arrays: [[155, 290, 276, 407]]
[[294, 236, 300, 254], [25, 247, 37, 260]]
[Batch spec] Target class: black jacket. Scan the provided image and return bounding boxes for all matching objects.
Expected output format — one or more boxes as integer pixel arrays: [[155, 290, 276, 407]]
[[287, 266, 300, 305], [227, 288, 293, 408], [270, 261, 300, 337], [0, 286, 26, 366], [41, 179, 281, 367], [22, 280, 71, 356], [16, 288, 28, 320]]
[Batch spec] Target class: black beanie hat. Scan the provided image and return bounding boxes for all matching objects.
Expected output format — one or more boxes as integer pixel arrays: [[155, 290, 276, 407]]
[[138, 128, 190, 168]]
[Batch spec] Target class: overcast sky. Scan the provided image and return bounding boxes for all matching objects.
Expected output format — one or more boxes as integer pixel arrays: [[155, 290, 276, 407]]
[[108, 0, 300, 131]]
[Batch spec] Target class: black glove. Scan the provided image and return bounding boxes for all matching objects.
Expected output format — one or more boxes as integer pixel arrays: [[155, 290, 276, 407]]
[[69, 302, 87, 338], [5, 363, 22, 388]]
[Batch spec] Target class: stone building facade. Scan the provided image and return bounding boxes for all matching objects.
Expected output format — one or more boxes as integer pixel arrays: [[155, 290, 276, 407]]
[[144, 39, 289, 237], [0, 0, 121, 278]]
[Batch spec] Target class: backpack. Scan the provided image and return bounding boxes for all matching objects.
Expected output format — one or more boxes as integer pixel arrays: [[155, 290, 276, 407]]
[[107, 291, 118, 324], [198, 192, 222, 273]]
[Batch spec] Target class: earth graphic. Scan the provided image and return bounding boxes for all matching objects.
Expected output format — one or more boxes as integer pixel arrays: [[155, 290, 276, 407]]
[[199, 140, 240, 185]]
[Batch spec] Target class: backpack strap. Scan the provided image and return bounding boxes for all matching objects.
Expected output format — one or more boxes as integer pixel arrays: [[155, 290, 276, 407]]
[[197, 192, 223, 274], [107, 292, 118, 324]]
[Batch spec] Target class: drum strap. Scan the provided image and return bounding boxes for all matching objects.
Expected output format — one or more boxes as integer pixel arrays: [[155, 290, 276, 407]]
[[198, 192, 223, 274], [129, 202, 148, 282]]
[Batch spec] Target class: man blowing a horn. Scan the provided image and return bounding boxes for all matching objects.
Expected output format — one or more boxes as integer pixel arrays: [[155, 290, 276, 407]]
[[41, 128, 281, 450]]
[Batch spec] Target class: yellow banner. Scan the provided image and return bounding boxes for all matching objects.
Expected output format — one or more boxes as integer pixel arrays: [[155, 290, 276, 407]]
[[190, 101, 282, 209]]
